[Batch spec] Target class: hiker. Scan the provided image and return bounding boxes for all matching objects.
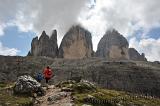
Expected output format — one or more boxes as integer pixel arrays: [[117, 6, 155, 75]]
[[36, 72, 43, 82], [43, 66, 53, 84]]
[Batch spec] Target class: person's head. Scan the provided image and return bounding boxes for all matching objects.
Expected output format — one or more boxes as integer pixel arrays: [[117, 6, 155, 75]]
[[47, 66, 50, 69]]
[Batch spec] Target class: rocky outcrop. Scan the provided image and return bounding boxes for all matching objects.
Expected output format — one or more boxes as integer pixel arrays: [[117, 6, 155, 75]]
[[28, 30, 58, 58], [13, 75, 44, 96], [59, 25, 93, 59], [96, 29, 129, 60], [129, 48, 147, 61]]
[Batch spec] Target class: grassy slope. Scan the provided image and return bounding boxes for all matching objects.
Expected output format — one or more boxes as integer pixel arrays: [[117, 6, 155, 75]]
[[58, 80, 160, 106], [0, 82, 33, 106], [0, 79, 160, 106], [74, 89, 160, 106]]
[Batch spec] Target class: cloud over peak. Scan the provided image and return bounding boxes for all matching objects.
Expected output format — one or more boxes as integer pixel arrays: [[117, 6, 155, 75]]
[[0, 0, 160, 60], [1, 0, 160, 37]]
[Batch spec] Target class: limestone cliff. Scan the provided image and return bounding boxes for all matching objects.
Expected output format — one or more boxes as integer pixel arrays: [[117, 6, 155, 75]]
[[28, 30, 58, 58], [59, 25, 93, 59], [96, 29, 129, 60]]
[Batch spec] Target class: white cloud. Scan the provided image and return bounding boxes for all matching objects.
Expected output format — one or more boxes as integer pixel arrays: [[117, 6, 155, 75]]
[[0, 0, 160, 60], [0, 0, 89, 35], [1, 0, 160, 37], [14, 0, 89, 36], [0, 0, 20, 21], [0, 42, 19, 56], [13, 11, 34, 32], [0, 0, 22, 35], [129, 37, 160, 61], [0, 0, 160, 37], [0, 24, 5, 36], [81, 0, 160, 36]]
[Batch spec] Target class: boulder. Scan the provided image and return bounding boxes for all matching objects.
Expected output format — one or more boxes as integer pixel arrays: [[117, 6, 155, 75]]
[[96, 29, 129, 60], [28, 30, 58, 58], [47, 92, 68, 103], [13, 75, 44, 96], [59, 25, 93, 59], [128, 48, 147, 61]]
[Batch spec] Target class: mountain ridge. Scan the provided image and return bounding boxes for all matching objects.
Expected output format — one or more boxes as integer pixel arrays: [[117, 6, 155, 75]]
[[28, 25, 147, 61]]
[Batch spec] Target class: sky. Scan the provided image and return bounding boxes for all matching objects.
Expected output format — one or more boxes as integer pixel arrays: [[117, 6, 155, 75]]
[[0, 0, 160, 61]]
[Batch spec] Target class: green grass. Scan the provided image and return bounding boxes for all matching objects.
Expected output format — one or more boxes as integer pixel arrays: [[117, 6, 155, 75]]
[[58, 80, 160, 106], [0, 91, 33, 106], [72, 88, 160, 106], [0, 82, 33, 106], [0, 82, 15, 90], [0, 82, 8, 88]]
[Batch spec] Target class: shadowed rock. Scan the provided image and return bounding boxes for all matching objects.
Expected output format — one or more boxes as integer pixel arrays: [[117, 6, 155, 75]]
[[129, 48, 147, 61], [28, 30, 58, 58]]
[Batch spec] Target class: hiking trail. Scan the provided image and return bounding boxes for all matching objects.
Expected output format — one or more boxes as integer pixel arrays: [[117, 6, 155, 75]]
[[34, 85, 73, 106]]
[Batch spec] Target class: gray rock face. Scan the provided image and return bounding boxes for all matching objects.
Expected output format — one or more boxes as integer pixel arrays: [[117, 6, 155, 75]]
[[129, 48, 147, 61], [96, 29, 129, 60], [29, 30, 58, 58], [13, 75, 43, 95], [59, 25, 93, 59]]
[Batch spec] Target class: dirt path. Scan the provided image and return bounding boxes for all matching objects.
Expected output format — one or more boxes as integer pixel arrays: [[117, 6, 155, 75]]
[[34, 85, 73, 106]]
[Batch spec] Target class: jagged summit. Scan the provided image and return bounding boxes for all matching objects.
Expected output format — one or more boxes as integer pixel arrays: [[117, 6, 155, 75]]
[[28, 26, 147, 61], [96, 29, 129, 60], [58, 25, 93, 59], [39, 31, 50, 43], [42, 30, 47, 36], [50, 30, 57, 40], [104, 29, 129, 47], [28, 30, 58, 58]]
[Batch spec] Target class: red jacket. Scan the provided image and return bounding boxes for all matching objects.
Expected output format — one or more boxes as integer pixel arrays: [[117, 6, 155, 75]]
[[43, 68, 53, 78]]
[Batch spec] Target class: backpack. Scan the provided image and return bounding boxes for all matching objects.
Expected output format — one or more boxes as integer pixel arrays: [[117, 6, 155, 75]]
[[47, 69, 52, 76], [36, 73, 43, 80]]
